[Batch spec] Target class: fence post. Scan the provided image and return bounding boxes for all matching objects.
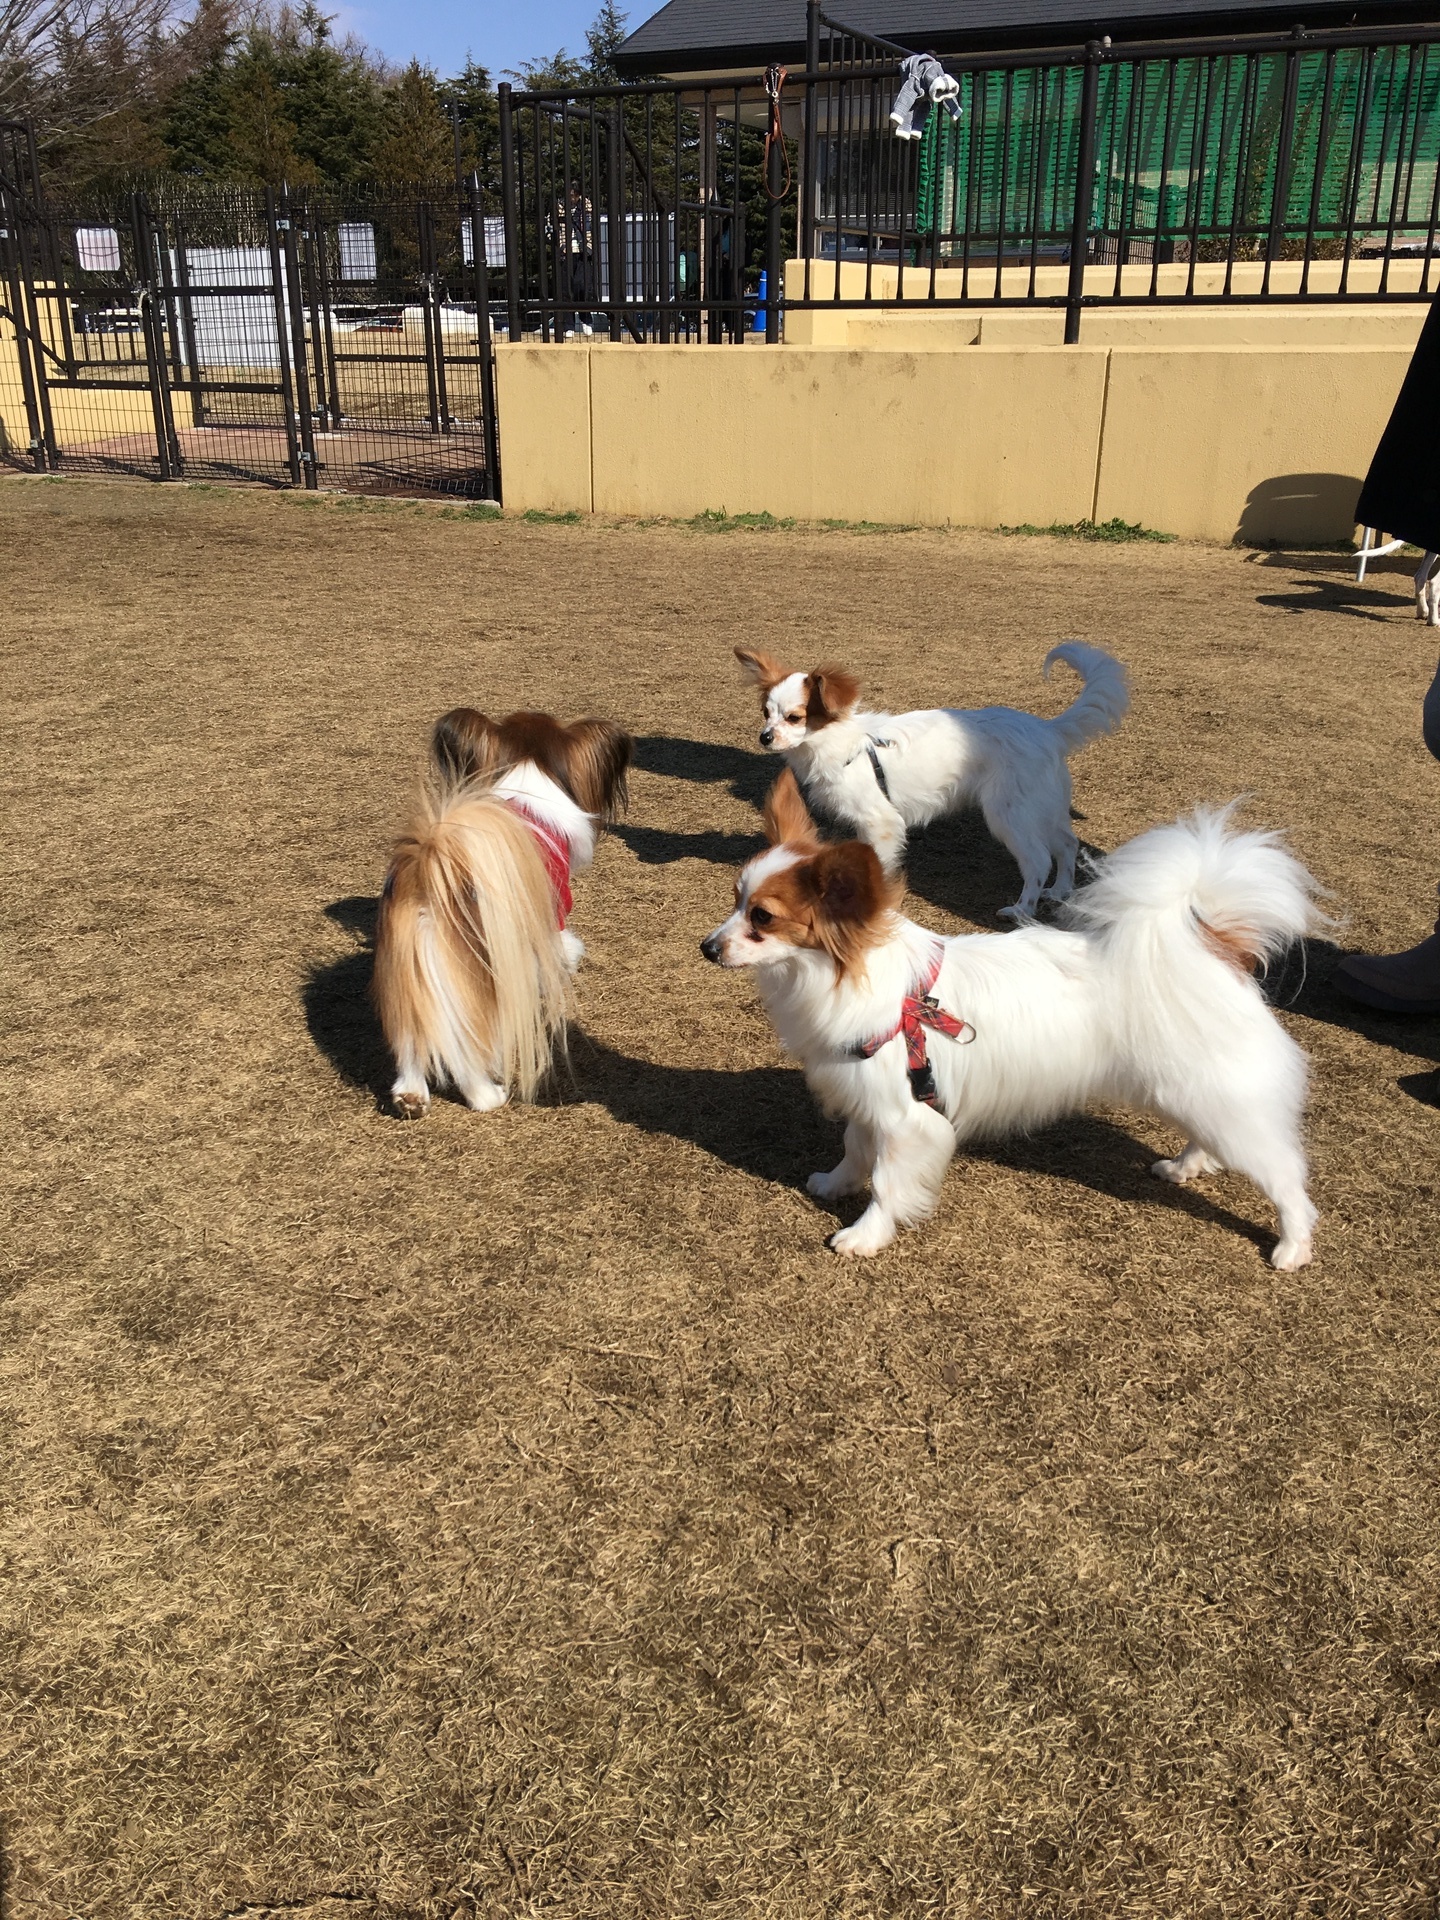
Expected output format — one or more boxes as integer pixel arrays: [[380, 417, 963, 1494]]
[[1266, 36, 1303, 270], [764, 66, 786, 343], [172, 231, 207, 427], [264, 188, 304, 488], [8, 159, 61, 468], [0, 181, 51, 470], [803, 0, 820, 264], [498, 83, 522, 341], [1064, 39, 1104, 345], [278, 188, 319, 486], [130, 194, 180, 478], [417, 199, 448, 433], [469, 172, 502, 503], [607, 101, 625, 343]]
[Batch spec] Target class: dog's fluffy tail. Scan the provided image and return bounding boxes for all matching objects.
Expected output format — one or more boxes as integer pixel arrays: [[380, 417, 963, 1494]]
[[374, 779, 570, 1105], [1043, 642, 1131, 754], [1065, 807, 1324, 1072], [1068, 805, 1321, 966]]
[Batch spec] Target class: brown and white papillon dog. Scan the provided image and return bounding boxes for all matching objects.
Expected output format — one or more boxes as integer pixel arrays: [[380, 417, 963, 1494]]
[[735, 642, 1129, 920], [703, 770, 1323, 1268], [373, 706, 631, 1117]]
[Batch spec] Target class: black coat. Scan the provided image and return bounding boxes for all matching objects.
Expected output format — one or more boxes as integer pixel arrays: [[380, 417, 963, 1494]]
[[1356, 293, 1440, 553]]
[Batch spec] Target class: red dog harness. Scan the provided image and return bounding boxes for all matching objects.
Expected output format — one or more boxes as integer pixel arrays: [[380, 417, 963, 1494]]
[[505, 801, 574, 929], [848, 944, 974, 1105]]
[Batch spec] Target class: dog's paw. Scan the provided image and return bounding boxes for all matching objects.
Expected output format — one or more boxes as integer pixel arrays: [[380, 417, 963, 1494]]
[[392, 1089, 430, 1120], [1271, 1235, 1314, 1271], [829, 1213, 896, 1257], [1151, 1154, 1211, 1186], [560, 930, 586, 973], [807, 1167, 862, 1201], [996, 903, 1035, 925], [461, 1080, 509, 1112]]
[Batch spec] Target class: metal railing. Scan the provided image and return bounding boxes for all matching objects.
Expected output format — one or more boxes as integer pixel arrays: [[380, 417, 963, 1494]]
[[497, 5, 1440, 343]]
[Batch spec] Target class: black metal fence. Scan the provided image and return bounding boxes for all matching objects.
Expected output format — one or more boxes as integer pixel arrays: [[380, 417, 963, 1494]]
[[497, 70, 791, 344], [498, 5, 1440, 344], [1, 128, 503, 495]]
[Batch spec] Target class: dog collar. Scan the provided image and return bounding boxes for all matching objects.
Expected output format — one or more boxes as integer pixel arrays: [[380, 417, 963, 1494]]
[[504, 801, 574, 929], [847, 945, 974, 1104]]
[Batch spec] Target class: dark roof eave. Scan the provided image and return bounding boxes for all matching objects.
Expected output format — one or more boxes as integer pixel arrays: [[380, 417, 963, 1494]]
[[613, 0, 1428, 76], [614, 37, 807, 75]]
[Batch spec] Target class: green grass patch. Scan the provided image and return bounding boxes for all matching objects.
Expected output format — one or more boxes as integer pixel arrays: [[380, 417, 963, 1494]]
[[819, 517, 922, 534], [995, 516, 1176, 543], [522, 507, 583, 524], [686, 508, 797, 532]]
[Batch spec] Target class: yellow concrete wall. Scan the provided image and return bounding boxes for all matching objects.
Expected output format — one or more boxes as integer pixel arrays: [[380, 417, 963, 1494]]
[[492, 343, 594, 512], [1093, 345, 1413, 543], [784, 259, 1432, 349], [584, 343, 1107, 526], [785, 255, 1434, 309], [496, 334, 1412, 543], [834, 303, 1427, 350]]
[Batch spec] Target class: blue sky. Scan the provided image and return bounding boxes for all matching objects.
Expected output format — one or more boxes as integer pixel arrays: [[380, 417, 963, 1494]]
[[332, 0, 635, 80]]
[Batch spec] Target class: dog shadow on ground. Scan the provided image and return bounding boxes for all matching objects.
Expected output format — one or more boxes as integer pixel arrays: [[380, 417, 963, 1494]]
[[561, 1032, 1277, 1252], [632, 735, 773, 806], [305, 897, 390, 1105], [1277, 938, 1440, 1108], [612, 821, 764, 868], [625, 733, 1080, 926], [302, 920, 1277, 1247], [902, 812, 1105, 927]]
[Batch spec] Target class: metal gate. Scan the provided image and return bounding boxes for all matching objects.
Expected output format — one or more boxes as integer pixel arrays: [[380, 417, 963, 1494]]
[[1, 124, 502, 499]]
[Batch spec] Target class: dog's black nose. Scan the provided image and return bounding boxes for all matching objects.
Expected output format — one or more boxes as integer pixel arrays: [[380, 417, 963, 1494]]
[[700, 933, 724, 965], [759, 727, 775, 748]]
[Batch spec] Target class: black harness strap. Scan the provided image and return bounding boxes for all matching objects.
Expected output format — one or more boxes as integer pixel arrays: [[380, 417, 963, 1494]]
[[865, 742, 892, 800]]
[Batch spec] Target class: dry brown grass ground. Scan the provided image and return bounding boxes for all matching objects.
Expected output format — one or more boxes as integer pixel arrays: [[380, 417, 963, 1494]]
[[3, 477, 1439, 1920]]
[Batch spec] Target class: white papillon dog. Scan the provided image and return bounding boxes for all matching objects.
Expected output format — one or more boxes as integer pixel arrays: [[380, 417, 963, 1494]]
[[735, 642, 1129, 920], [702, 771, 1323, 1268], [374, 707, 630, 1116]]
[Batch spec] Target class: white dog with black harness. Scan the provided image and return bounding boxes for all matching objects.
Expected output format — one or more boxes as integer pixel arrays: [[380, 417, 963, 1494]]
[[735, 642, 1130, 921]]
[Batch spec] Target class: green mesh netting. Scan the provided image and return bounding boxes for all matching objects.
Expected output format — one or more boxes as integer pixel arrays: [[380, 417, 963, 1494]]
[[913, 47, 1440, 249]]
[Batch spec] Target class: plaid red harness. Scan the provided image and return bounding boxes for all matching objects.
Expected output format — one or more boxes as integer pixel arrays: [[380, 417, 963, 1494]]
[[848, 945, 974, 1105], [505, 801, 574, 929]]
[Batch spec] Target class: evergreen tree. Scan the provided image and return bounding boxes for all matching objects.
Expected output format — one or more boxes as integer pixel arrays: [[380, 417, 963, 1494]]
[[505, 6, 627, 92], [438, 57, 499, 195], [225, 42, 314, 183], [373, 59, 453, 186], [505, 47, 588, 91], [16, 0, 234, 193], [584, 2, 628, 81], [159, 5, 240, 178], [161, 3, 382, 183], [273, 3, 383, 183]]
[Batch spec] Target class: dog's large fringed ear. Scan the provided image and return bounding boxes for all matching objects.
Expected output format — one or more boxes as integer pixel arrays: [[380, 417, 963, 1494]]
[[431, 707, 501, 788], [810, 841, 887, 918], [734, 646, 788, 692], [762, 768, 818, 847], [563, 719, 633, 819], [807, 665, 862, 722], [805, 840, 897, 974]]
